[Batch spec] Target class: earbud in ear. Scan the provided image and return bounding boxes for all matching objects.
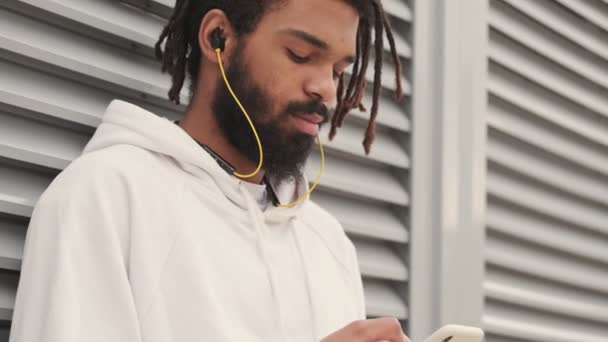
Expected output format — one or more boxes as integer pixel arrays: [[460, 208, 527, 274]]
[[210, 28, 226, 52]]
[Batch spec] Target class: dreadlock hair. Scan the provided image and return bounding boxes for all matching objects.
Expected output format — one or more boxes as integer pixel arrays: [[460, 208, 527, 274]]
[[156, 0, 403, 154]]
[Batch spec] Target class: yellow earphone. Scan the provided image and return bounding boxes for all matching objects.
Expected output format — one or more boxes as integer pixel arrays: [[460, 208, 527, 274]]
[[211, 28, 325, 208]]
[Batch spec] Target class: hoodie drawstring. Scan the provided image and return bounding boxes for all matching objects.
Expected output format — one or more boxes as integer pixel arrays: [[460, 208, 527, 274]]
[[239, 185, 289, 342], [292, 222, 320, 341]]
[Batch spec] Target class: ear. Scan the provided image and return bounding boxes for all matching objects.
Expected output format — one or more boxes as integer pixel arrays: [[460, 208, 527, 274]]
[[198, 9, 237, 65]]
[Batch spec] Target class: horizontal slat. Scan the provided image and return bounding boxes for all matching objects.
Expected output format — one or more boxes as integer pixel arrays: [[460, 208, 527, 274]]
[[490, 0, 608, 91], [312, 191, 408, 243], [0, 272, 18, 322], [501, 0, 608, 60], [0, 111, 89, 171], [489, 29, 608, 118], [0, 7, 186, 105], [485, 232, 608, 295], [487, 166, 608, 237], [488, 94, 608, 177], [362, 56, 410, 94], [488, 130, 608, 207], [487, 199, 608, 266], [0, 163, 53, 218], [486, 266, 608, 323], [553, 0, 608, 35], [353, 238, 408, 281], [0, 218, 26, 272], [320, 123, 409, 169], [483, 315, 607, 342], [351, 90, 410, 133], [307, 154, 409, 207], [488, 63, 608, 149], [0, 51, 181, 131], [485, 281, 608, 324], [0, 328, 9, 342], [383, 0, 412, 22], [0, 0, 162, 56], [363, 279, 408, 319]]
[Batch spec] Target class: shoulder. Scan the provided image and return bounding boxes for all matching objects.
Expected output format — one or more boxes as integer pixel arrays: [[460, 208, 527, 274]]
[[297, 200, 358, 274], [39, 144, 177, 212]]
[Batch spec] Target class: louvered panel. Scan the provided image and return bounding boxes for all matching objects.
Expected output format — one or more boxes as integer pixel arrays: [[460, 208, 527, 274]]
[[364, 279, 408, 320], [0, 8, 182, 105], [488, 130, 608, 207], [485, 1, 608, 341], [0, 218, 25, 272], [487, 197, 608, 266], [0, 0, 412, 337], [554, 0, 608, 33], [0, 273, 18, 322], [501, 0, 608, 60], [0, 163, 52, 219], [307, 154, 409, 207], [312, 192, 408, 244], [489, 29, 608, 118], [0, 110, 90, 171], [488, 63, 608, 149], [489, 0, 608, 91], [353, 238, 409, 282], [318, 120, 409, 169]]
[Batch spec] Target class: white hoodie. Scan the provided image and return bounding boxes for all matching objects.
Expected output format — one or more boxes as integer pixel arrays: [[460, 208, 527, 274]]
[[9, 100, 365, 342]]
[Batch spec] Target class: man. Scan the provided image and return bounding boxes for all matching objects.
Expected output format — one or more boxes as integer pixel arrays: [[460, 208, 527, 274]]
[[10, 0, 408, 341]]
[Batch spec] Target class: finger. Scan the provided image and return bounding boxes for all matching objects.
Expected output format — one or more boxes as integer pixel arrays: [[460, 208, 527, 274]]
[[350, 317, 404, 342]]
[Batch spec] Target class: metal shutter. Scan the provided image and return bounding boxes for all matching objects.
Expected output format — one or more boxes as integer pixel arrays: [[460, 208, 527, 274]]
[[485, 0, 608, 341], [0, 0, 411, 338]]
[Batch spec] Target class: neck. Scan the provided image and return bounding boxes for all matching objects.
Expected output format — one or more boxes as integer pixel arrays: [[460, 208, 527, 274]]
[[179, 92, 265, 185]]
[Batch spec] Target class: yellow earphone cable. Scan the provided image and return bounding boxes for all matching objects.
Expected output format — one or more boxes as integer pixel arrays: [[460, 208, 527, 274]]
[[276, 135, 325, 208], [215, 48, 325, 208], [216, 48, 263, 179]]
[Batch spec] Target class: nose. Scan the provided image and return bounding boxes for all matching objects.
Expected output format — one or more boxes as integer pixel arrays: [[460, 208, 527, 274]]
[[303, 68, 338, 105]]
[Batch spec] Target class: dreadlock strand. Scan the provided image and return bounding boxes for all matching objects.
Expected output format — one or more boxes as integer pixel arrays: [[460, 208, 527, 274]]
[[155, 0, 192, 104], [348, 16, 371, 109], [342, 24, 362, 111], [382, 10, 404, 100], [329, 74, 346, 140], [363, 0, 384, 154], [336, 17, 371, 128]]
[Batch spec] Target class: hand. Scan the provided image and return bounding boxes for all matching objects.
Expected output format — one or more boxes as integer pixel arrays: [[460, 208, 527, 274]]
[[321, 317, 411, 342]]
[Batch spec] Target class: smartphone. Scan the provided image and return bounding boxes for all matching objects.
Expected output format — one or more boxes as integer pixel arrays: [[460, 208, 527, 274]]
[[423, 325, 484, 342]]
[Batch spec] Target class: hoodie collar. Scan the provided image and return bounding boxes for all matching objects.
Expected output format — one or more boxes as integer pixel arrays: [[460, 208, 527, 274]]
[[83, 100, 310, 216]]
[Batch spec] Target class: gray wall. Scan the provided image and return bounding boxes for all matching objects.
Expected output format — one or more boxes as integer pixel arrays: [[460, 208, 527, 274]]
[[484, 0, 608, 341], [0, 0, 411, 340], [408, 0, 608, 341]]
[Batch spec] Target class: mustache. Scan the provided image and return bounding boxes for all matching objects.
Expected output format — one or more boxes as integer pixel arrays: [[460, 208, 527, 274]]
[[284, 100, 330, 123]]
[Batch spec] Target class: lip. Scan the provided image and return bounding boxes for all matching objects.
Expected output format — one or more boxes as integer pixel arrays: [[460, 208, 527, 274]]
[[292, 114, 322, 135], [294, 113, 325, 124]]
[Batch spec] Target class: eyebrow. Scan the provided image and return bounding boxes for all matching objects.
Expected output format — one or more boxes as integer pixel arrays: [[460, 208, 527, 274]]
[[282, 28, 355, 64]]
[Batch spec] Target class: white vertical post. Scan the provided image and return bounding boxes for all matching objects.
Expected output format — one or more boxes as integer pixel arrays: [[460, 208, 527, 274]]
[[408, 0, 489, 340]]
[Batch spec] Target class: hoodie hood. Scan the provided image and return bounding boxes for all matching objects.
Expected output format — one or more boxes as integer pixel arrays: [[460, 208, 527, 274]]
[[83, 100, 310, 216]]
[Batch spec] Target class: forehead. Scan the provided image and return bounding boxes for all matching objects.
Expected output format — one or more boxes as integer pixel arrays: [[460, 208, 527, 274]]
[[258, 0, 359, 51]]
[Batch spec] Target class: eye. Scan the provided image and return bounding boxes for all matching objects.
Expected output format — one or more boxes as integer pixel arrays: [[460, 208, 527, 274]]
[[333, 70, 343, 80], [287, 49, 310, 64]]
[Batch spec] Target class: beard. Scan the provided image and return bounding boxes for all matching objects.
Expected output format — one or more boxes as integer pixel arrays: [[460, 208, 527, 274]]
[[211, 42, 329, 182]]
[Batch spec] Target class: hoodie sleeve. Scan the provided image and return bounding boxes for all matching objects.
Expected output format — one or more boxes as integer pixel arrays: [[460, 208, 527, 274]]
[[9, 159, 142, 342]]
